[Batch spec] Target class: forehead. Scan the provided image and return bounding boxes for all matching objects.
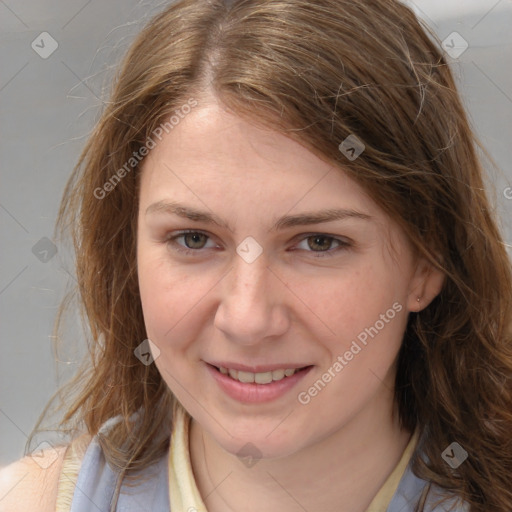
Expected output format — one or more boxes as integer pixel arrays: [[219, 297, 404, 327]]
[[145, 104, 322, 178], [139, 102, 377, 213]]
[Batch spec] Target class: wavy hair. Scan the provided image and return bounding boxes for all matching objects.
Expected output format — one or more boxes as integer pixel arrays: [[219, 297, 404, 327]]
[[28, 0, 512, 510]]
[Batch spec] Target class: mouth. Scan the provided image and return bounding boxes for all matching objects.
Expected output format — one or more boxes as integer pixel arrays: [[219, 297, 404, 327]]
[[209, 364, 313, 384], [205, 362, 314, 403]]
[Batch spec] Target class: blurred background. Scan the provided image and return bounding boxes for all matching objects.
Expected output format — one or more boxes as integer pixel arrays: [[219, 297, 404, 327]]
[[1, 0, 511, 465]]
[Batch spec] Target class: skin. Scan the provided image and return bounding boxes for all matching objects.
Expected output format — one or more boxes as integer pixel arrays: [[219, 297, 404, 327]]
[[0, 445, 68, 512], [136, 95, 445, 512]]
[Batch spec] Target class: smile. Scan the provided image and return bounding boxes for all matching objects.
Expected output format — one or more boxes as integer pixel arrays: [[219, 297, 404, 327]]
[[217, 366, 304, 384], [206, 363, 314, 403]]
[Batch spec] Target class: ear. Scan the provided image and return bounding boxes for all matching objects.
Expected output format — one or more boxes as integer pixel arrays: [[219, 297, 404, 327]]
[[406, 256, 445, 313]]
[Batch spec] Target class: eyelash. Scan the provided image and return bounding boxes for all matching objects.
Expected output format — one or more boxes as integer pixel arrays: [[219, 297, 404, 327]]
[[164, 230, 351, 258]]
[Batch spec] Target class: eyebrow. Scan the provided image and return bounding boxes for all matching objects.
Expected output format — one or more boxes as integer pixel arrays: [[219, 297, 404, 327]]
[[145, 200, 372, 232]]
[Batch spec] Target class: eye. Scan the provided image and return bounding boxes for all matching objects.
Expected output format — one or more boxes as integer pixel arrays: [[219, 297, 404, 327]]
[[165, 230, 217, 254], [164, 230, 352, 258], [294, 234, 351, 257]]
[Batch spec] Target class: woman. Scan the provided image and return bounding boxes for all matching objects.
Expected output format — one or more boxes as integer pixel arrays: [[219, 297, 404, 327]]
[[2, 0, 511, 511]]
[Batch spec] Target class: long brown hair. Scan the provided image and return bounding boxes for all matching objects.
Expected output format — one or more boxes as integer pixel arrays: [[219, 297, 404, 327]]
[[28, 0, 512, 510]]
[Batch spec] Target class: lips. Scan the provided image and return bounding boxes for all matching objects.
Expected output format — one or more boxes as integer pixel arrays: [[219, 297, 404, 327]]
[[205, 363, 314, 403], [206, 361, 311, 373], [214, 365, 310, 384]]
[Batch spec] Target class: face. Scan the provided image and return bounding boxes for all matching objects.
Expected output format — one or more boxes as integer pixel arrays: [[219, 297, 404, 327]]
[[136, 99, 439, 459]]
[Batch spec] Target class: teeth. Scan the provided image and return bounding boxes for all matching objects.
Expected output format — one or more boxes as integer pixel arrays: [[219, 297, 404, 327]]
[[255, 371, 273, 384], [237, 370, 255, 383], [271, 369, 285, 381], [218, 366, 302, 384]]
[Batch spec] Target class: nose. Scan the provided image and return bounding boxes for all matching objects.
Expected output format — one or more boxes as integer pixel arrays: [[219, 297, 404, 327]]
[[213, 254, 290, 346]]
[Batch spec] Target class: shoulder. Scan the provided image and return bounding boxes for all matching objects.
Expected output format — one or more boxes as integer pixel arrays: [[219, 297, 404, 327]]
[[0, 444, 68, 512], [0, 434, 92, 512]]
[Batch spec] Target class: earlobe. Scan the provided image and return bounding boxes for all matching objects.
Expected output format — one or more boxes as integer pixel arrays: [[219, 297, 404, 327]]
[[407, 257, 445, 312]]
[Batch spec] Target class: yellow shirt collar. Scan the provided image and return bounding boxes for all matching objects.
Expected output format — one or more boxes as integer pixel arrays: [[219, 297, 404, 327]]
[[169, 405, 419, 512]]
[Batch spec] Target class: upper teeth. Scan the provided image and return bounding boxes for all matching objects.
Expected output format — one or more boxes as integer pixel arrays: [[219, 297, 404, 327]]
[[218, 366, 299, 384]]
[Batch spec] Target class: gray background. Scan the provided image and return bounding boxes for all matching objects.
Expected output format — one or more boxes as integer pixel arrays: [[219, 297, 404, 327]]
[[1, 0, 511, 466]]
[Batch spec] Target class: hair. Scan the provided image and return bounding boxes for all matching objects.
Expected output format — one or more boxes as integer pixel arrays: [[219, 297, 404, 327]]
[[27, 0, 512, 510]]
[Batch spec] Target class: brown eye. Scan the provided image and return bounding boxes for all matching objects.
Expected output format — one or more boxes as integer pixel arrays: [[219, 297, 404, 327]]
[[165, 230, 215, 254], [307, 235, 334, 252], [294, 234, 351, 258], [182, 232, 208, 249]]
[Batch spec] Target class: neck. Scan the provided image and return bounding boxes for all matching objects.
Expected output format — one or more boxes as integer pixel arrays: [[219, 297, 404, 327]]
[[189, 389, 413, 512]]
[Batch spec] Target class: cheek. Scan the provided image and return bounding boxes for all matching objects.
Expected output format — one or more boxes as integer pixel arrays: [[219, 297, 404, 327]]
[[137, 247, 216, 352], [137, 256, 205, 390], [295, 261, 408, 413], [297, 258, 403, 339], [294, 259, 409, 392]]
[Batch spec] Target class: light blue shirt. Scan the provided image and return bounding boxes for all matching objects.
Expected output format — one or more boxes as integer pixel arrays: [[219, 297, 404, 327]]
[[68, 414, 470, 512]]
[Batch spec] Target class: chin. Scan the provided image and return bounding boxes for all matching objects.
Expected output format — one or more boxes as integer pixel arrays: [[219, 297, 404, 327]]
[[214, 430, 303, 462]]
